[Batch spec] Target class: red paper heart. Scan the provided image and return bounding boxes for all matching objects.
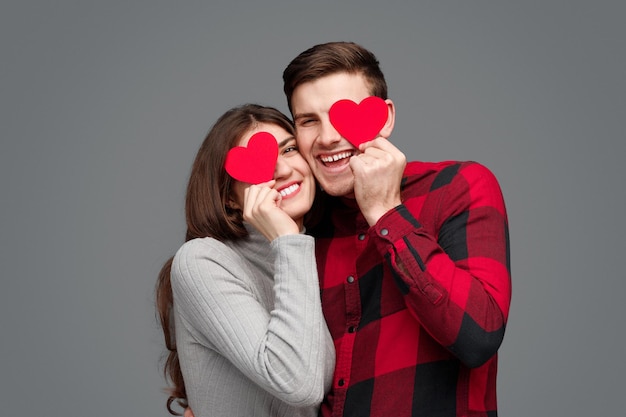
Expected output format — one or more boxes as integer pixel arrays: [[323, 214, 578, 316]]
[[329, 96, 388, 147], [224, 131, 278, 184]]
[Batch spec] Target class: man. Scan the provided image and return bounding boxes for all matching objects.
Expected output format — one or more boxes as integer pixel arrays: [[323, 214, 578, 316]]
[[284, 41, 511, 416]]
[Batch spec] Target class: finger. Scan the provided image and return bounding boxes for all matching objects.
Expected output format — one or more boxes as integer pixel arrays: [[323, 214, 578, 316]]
[[246, 183, 274, 204], [359, 136, 399, 154], [243, 184, 268, 217], [256, 179, 276, 188], [354, 149, 388, 165], [359, 146, 389, 160], [360, 138, 406, 166], [250, 187, 281, 219], [266, 188, 283, 209], [244, 184, 259, 206], [243, 179, 275, 201], [255, 186, 276, 208], [242, 186, 255, 218], [349, 154, 366, 173]]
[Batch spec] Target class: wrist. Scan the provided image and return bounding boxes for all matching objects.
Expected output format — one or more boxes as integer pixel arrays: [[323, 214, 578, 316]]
[[363, 201, 401, 226], [269, 225, 300, 241]]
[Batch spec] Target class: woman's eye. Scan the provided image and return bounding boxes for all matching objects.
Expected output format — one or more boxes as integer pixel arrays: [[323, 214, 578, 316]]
[[283, 145, 298, 154]]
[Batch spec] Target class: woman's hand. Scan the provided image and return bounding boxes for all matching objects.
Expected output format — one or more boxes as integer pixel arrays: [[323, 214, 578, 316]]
[[242, 180, 299, 241]]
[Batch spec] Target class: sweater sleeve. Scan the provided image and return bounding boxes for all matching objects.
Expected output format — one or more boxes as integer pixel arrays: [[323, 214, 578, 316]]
[[171, 234, 335, 407], [370, 162, 511, 368]]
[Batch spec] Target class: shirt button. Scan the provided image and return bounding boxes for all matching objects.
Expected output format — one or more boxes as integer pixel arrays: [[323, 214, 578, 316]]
[[338, 379, 345, 387], [347, 276, 355, 283], [380, 228, 389, 236], [358, 233, 366, 241], [348, 326, 357, 333]]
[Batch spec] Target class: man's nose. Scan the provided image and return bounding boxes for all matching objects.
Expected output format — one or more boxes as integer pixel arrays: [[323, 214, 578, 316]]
[[318, 118, 342, 147]]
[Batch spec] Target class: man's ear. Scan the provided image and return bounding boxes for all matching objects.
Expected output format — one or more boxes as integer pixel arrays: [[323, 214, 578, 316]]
[[379, 99, 396, 139]]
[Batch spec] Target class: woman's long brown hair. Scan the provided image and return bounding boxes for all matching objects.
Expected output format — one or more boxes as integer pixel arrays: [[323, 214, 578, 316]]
[[155, 104, 296, 415]]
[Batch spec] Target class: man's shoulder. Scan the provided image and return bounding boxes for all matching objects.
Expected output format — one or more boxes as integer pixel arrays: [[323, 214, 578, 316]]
[[402, 160, 464, 190], [404, 160, 496, 184], [404, 159, 481, 174], [401, 160, 501, 203]]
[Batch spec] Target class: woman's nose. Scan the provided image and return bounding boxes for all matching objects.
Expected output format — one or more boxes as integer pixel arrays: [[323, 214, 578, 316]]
[[273, 156, 292, 179]]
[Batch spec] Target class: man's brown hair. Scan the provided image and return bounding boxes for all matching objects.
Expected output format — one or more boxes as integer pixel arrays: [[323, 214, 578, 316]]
[[282, 41, 388, 114]]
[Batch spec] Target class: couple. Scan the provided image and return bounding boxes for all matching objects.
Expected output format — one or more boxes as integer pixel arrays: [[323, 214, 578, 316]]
[[156, 42, 511, 417]]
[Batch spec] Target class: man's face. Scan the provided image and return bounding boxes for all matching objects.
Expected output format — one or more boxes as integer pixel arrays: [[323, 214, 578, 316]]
[[291, 72, 373, 198]]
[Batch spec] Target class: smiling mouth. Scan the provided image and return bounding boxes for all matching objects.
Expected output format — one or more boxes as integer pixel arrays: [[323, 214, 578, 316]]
[[319, 151, 353, 166], [279, 183, 300, 198]]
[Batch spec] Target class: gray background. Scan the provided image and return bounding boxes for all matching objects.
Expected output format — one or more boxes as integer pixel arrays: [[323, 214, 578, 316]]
[[1, 1, 624, 416]]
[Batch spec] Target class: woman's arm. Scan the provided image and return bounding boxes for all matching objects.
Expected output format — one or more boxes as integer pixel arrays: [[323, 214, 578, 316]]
[[171, 236, 334, 406]]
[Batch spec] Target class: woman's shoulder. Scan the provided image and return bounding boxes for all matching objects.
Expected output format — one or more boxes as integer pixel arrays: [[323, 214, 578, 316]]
[[172, 237, 242, 277], [176, 236, 230, 255]]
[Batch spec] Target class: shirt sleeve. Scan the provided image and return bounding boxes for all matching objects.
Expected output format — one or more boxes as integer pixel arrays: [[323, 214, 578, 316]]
[[370, 162, 511, 368], [171, 234, 335, 406]]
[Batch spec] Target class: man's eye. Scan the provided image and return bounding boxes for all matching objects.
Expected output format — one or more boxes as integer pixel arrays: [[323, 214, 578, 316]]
[[299, 118, 316, 126]]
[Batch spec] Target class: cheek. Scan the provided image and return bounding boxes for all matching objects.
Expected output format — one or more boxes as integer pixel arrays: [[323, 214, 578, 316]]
[[299, 145, 316, 166], [295, 130, 314, 152], [296, 157, 313, 178]]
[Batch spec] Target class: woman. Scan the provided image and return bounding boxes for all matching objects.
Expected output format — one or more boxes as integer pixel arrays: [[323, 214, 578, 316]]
[[156, 104, 335, 417]]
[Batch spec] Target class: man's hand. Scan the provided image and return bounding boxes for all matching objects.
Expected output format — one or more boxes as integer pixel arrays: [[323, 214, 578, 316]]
[[184, 407, 195, 417], [349, 137, 406, 226]]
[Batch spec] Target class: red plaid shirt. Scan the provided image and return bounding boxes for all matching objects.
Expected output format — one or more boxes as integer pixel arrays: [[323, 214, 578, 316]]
[[310, 161, 511, 417]]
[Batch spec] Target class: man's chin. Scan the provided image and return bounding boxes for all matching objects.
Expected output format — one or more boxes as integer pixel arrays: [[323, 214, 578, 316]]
[[319, 177, 355, 198]]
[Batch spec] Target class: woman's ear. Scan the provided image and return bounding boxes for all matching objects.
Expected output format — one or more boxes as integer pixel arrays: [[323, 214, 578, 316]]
[[226, 198, 241, 211], [379, 99, 396, 139]]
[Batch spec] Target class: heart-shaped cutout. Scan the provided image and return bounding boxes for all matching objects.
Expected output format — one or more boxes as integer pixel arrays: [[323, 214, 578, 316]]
[[224, 131, 278, 184], [329, 96, 389, 147]]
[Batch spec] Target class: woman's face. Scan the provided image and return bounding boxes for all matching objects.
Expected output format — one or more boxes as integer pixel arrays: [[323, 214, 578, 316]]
[[230, 123, 316, 227]]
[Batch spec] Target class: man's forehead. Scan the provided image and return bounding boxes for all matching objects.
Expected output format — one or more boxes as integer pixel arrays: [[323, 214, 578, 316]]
[[292, 73, 371, 113]]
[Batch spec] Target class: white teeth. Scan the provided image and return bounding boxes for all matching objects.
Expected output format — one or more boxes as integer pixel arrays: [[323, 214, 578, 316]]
[[320, 152, 352, 163], [279, 183, 299, 197]]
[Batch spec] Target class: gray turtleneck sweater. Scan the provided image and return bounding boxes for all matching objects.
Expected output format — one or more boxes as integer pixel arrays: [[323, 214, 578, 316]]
[[171, 225, 335, 417]]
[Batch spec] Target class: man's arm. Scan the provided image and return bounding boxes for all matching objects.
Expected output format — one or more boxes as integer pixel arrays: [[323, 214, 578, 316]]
[[370, 161, 511, 368]]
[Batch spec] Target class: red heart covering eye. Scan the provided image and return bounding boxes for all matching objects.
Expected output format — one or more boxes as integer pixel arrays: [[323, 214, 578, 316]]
[[328, 96, 389, 147], [224, 131, 278, 184]]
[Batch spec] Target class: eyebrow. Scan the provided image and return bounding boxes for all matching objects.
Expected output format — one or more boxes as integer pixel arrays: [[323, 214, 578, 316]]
[[293, 113, 316, 122], [278, 136, 296, 148]]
